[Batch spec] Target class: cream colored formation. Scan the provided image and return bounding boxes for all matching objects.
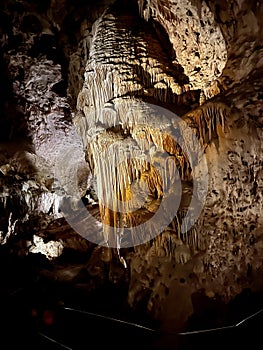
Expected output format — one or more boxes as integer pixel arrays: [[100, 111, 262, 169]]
[[75, 4, 228, 250]]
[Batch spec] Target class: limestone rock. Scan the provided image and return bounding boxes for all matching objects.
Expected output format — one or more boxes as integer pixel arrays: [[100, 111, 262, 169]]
[[0, 0, 262, 336]]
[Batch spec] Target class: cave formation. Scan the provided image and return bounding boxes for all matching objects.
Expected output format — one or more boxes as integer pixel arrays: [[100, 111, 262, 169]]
[[0, 0, 263, 349]]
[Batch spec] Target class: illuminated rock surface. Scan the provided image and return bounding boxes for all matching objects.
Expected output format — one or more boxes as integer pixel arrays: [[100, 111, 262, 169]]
[[0, 0, 262, 348]]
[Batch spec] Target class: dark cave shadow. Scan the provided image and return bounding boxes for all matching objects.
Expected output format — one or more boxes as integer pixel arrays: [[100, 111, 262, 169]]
[[111, 0, 187, 79], [109, 1, 201, 115], [112, 0, 189, 82], [0, 41, 54, 350], [0, 45, 38, 268], [0, 47, 35, 156], [131, 63, 200, 115]]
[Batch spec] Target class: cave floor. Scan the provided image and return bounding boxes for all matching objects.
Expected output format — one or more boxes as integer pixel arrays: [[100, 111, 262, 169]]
[[0, 251, 262, 350]]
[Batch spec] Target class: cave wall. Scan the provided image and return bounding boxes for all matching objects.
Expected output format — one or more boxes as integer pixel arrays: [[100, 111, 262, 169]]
[[0, 0, 262, 334]]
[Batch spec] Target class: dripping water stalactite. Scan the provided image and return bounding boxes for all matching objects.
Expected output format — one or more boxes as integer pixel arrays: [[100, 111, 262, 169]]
[[75, 4, 227, 254]]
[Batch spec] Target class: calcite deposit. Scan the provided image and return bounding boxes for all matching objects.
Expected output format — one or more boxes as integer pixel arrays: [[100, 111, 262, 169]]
[[0, 0, 262, 341]]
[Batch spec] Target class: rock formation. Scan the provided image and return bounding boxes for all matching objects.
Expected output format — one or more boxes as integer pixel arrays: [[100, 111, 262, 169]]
[[0, 0, 262, 344]]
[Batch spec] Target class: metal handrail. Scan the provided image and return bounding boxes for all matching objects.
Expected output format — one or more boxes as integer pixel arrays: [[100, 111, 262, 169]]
[[38, 305, 263, 349]]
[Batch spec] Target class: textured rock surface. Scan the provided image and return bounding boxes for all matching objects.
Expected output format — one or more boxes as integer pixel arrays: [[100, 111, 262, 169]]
[[0, 0, 262, 341], [138, 0, 228, 94], [73, 0, 263, 332], [0, 0, 91, 255]]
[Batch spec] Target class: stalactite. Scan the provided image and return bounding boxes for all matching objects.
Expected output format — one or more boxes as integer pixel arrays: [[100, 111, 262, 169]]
[[183, 102, 229, 148], [73, 6, 229, 255]]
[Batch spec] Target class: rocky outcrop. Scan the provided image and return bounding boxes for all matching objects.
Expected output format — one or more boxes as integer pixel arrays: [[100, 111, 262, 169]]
[[0, 0, 91, 254], [138, 0, 228, 95]]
